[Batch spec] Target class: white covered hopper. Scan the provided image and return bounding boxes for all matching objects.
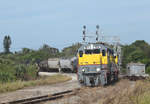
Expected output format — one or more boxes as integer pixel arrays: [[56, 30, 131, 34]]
[[48, 58, 60, 69], [127, 63, 147, 77]]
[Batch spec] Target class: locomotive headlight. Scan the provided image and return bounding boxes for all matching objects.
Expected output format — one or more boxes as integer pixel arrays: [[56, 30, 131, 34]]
[[82, 69, 85, 72], [96, 68, 101, 72]]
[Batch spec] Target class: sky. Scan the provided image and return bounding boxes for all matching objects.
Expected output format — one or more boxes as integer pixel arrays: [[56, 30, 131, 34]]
[[0, 0, 150, 52]]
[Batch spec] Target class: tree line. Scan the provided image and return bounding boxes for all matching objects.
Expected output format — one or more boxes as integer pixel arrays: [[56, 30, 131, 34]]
[[122, 40, 150, 74], [1, 35, 150, 83]]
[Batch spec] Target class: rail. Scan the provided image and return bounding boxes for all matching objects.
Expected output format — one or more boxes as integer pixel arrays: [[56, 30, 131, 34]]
[[2, 89, 79, 104]]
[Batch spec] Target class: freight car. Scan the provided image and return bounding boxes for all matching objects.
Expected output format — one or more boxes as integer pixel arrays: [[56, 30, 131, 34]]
[[60, 57, 77, 72], [38, 57, 77, 73], [126, 63, 149, 80], [48, 58, 61, 72]]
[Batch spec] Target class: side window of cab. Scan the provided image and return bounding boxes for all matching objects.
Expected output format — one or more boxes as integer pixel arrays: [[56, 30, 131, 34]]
[[102, 50, 106, 56], [79, 50, 83, 57]]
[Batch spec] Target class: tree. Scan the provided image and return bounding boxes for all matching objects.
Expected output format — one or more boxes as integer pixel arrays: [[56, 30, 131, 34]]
[[122, 40, 150, 74], [22, 48, 32, 54], [40, 44, 59, 54], [3, 35, 11, 54], [61, 43, 81, 57]]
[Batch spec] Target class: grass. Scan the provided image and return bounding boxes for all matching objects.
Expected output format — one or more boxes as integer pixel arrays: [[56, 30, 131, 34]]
[[100, 79, 150, 104], [0, 74, 71, 93], [135, 80, 150, 104]]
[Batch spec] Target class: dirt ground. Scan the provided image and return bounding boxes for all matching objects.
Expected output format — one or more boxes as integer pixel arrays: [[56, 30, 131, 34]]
[[0, 73, 136, 104], [43, 79, 136, 104], [0, 73, 80, 104]]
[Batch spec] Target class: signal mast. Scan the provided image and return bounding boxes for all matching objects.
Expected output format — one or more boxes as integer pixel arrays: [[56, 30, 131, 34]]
[[82, 25, 101, 43]]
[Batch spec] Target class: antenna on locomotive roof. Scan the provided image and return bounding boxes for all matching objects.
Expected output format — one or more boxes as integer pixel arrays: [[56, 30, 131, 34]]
[[83, 25, 86, 42], [96, 25, 99, 42]]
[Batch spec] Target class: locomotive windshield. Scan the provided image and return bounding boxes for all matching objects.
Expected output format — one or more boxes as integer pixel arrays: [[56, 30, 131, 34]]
[[85, 50, 92, 54], [85, 49, 100, 54], [93, 49, 100, 54]]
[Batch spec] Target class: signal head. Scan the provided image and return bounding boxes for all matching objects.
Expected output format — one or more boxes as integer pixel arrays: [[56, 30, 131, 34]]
[[96, 25, 99, 29], [83, 25, 86, 29]]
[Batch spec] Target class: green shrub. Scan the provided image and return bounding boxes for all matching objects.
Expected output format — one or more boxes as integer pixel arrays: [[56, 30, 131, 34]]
[[15, 65, 27, 80], [0, 72, 16, 83], [25, 64, 37, 80], [120, 68, 126, 74], [15, 64, 37, 81], [146, 66, 150, 74]]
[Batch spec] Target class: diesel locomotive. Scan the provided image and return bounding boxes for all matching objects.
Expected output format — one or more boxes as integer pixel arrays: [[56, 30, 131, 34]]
[[77, 26, 120, 86]]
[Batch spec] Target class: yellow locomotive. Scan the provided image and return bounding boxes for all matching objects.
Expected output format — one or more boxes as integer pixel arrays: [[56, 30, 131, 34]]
[[77, 26, 119, 86]]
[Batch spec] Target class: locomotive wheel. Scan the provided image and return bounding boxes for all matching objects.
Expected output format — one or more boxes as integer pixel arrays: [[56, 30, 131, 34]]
[[112, 72, 118, 82], [114, 74, 118, 81]]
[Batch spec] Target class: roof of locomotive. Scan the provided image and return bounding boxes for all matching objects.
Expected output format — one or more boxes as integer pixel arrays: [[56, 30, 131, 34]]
[[78, 42, 112, 51]]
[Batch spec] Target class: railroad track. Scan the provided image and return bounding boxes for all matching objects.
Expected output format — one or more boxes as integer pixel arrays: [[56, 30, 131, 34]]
[[2, 89, 80, 104]]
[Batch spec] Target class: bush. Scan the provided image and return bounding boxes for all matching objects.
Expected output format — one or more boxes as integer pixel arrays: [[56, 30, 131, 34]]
[[146, 66, 150, 74], [0, 72, 16, 83], [15, 64, 37, 81], [120, 68, 126, 74], [15, 65, 27, 80]]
